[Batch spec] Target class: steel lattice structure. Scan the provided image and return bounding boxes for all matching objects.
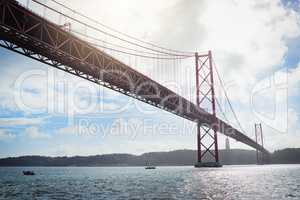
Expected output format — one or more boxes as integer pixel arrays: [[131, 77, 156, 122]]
[[255, 123, 269, 164], [0, 0, 269, 159], [195, 51, 220, 166]]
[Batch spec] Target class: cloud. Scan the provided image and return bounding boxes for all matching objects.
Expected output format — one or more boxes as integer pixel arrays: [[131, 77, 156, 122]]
[[0, 117, 45, 126], [0, 129, 16, 141], [199, 0, 300, 104], [263, 108, 300, 151], [55, 118, 143, 138], [0, 61, 125, 118], [55, 124, 81, 136], [24, 126, 51, 139], [288, 64, 300, 96]]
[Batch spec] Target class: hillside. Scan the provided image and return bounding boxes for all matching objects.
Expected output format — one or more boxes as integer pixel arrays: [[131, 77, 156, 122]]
[[0, 148, 299, 166]]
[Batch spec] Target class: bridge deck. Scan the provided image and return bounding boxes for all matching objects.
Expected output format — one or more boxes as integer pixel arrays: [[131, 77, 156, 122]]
[[0, 0, 269, 154]]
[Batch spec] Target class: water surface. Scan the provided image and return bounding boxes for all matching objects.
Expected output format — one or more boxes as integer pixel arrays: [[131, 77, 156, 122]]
[[0, 165, 299, 199]]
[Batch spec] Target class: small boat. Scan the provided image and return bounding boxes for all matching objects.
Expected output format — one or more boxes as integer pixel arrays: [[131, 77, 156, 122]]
[[145, 161, 156, 169], [145, 166, 156, 170], [23, 171, 35, 176]]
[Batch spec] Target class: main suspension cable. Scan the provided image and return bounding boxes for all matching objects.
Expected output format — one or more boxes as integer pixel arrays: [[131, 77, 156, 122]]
[[71, 29, 192, 58], [32, 0, 194, 57], [47, 0, 195, 55], [83, 39, 193, 60]]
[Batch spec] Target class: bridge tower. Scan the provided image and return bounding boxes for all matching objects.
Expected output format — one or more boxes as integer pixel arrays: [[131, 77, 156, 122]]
[[255, 123, 270, 164], [194, 51, 221, 167]]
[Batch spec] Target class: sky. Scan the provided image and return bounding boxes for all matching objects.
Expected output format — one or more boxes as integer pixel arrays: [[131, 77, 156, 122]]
[[0, 0, 300, 157]]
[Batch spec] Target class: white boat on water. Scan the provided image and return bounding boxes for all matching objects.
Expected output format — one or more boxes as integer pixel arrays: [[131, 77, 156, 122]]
[[145, 166, 156, 169], [145, 161, 156, 169]]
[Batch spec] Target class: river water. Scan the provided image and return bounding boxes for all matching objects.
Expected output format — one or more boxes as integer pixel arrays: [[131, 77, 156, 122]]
[[0, 165, 299, 200]]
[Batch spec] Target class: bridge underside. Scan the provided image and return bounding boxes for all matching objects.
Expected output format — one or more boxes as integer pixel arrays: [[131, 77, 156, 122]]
[[0, 0, 269, 155]]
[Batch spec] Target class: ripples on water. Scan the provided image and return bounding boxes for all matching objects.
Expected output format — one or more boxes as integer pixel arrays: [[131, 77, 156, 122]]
[[0, 165, 299, 200]]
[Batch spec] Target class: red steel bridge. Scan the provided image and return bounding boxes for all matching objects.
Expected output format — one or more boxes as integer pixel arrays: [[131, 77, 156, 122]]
[[0, 0, 269, 167]]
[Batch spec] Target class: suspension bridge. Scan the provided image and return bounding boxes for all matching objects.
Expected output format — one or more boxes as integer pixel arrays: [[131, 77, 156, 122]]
[[0, 0, 269, 167]]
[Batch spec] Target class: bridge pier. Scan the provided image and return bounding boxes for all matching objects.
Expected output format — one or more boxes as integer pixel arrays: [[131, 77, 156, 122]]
[[194, 51, 222, 168], [194, 162, 222, 168]]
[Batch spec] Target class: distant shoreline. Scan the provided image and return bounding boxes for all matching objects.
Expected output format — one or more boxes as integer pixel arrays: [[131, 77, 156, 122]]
[[0, 148, 299, 166], [1, 164, 300, 167]]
